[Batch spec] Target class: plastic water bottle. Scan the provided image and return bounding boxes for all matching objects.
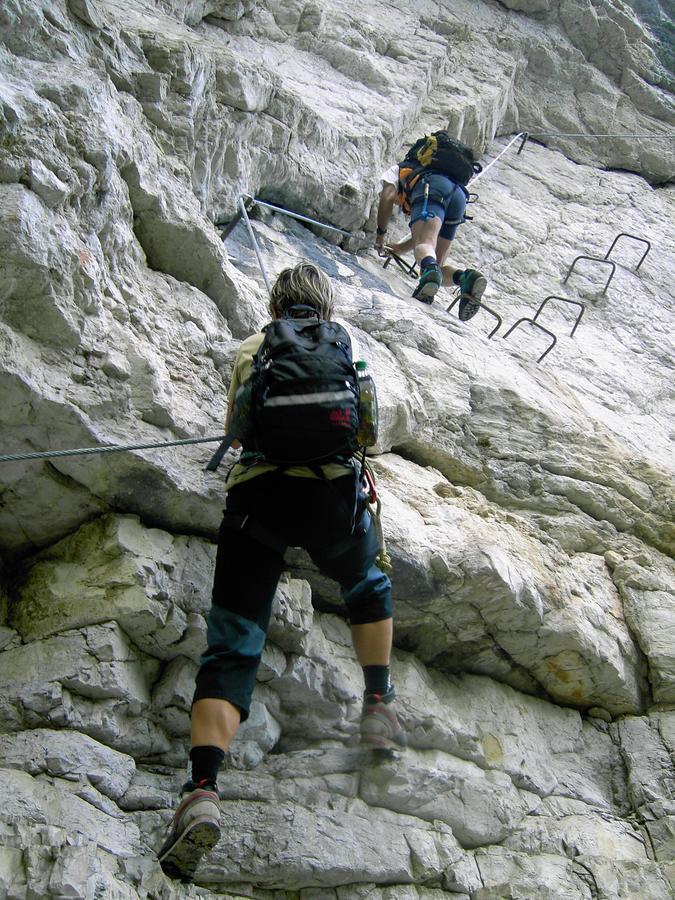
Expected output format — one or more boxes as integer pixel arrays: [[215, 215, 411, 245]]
[[355, 360, 378, 447]]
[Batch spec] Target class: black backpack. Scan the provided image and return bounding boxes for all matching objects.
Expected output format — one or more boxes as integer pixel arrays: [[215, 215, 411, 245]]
[[403, 130, 482, 186], [206, 307, 360, 470]]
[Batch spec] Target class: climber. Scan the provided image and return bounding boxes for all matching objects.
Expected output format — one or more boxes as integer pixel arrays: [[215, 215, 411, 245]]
[[374, 130, 488, 320], [157, 262, 406, 883]]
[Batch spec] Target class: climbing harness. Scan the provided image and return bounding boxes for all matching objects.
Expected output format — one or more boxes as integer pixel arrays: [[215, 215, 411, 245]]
[[396, 164, 422, 214], [420, 183, 430, 219], [420, 182, 434, 220]]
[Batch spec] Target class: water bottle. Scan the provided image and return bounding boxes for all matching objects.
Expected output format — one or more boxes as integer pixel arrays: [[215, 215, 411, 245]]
[[355, 360, 378, 447]]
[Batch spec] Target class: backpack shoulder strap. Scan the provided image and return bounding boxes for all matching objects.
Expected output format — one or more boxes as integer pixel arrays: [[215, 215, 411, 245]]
[[325, 319, 352, 347]]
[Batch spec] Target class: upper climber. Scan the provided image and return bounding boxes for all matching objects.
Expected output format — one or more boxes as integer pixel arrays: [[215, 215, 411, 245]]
[[374, 130, 488, 320]]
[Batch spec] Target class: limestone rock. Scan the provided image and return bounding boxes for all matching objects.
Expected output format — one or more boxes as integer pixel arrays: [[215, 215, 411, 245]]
[[614, 715, 675, 820], [611, 555, 675, 703], [0, 621, 166, 756], [0, 768, 141, 857], [0, 0, 673, 896], [303, 454, 649, 716], [185, 794, 462, 890], [11, 514, 215, 659], [359, 747, 538, 847], [0, 728, 135, 800]]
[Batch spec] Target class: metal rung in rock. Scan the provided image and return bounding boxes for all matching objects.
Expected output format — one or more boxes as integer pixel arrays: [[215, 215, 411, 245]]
[[502, 318, 557, 363], [563, 255, 617, 294], [604, 232, 651, 271], [533, 295, 585, 337], [446, 296, 502, 338]]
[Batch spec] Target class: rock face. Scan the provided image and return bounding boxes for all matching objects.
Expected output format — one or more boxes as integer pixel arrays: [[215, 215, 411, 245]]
[[1, 0, 673, 897]]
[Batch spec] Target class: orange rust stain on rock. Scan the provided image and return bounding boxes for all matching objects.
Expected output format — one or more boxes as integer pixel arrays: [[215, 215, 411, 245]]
[[545, 658, 572, 683]]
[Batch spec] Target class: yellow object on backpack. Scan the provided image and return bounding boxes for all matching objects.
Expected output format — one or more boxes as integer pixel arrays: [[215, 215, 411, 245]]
[[395, 131, 481, 213]]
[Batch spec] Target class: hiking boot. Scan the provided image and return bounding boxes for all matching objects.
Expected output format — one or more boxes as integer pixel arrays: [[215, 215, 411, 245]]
[[157, 780, 221, 882], [412, 262, 443, 303], [360, 690, 407, 751], [457, 269, 487, 321]]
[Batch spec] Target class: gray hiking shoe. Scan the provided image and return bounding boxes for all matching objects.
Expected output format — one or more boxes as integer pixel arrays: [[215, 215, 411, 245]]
[[413, 262, 443, 304], [457, 269, 487, 321], [360, 690, 407, 751], [158, 780, 221, 882]]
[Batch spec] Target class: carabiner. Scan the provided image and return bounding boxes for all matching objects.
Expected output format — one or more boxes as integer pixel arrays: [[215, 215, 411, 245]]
[[420, 181, 435, 220]]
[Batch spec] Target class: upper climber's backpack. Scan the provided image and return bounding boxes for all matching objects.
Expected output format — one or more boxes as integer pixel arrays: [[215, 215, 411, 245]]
[[405, 131, 481, 185], [397, 131, 482, 212], [226, 307, 361, 466]]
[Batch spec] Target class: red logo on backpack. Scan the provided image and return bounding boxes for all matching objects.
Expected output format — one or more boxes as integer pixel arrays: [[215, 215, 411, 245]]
[[329, 408, 352, 429]]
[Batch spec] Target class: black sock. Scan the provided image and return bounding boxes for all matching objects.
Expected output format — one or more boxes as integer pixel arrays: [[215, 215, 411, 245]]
[[421, 255, 437, 271], [452, 269, 464, 286], [363, 664, 392, 697], [189, 745, 225, 788]]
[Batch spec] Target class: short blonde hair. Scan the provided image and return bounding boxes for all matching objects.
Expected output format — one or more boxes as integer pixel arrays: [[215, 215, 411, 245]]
[[269, 263, 334, 320]]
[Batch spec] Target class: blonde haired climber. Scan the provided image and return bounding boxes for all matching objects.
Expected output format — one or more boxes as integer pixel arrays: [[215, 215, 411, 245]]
[[157, 262, 405, 882]]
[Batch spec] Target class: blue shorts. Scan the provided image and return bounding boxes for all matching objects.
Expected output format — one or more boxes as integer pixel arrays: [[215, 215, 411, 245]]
[[408, 172, 468, 240]]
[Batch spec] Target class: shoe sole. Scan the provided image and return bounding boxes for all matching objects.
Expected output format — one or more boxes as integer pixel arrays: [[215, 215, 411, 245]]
[[458, 275, 487, 321], [413, 279, 441, 303], [158, 818, 221, 883]]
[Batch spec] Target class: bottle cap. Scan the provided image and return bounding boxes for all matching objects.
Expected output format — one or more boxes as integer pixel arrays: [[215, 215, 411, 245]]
[[355, 360, 367, 371]]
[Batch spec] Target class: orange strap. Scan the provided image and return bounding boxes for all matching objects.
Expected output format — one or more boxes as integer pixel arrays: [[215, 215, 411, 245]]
[[396, 165, 423, 214]]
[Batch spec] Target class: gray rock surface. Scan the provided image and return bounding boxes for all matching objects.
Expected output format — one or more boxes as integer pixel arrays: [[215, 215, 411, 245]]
[[1, 0, 673, 897]]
